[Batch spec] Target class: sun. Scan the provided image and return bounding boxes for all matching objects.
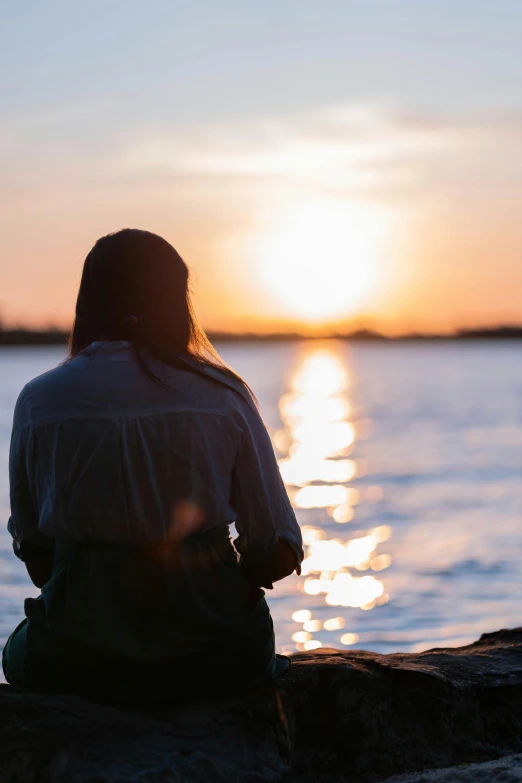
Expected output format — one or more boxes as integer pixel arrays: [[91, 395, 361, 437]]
[[255, 200, 389, 324]]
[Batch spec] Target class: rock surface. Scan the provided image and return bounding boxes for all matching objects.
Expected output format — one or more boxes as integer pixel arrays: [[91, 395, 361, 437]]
[[381, 754, 522, 783], [2, 628, 522, 782]]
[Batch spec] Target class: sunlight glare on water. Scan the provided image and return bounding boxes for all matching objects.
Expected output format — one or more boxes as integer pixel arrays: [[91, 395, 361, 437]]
[[272, 345, 390, 652], [1, 340, 522, 666], [228, 339, 522, 658]]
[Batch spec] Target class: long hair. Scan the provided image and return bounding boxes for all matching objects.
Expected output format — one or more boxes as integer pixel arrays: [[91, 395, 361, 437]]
[[68, 229, 254, 400]]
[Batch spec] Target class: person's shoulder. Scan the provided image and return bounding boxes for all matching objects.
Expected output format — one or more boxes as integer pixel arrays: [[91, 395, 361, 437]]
[[24, 355, 84, 394], [17, 355, 88, 415], [194, 363, 257, 414]]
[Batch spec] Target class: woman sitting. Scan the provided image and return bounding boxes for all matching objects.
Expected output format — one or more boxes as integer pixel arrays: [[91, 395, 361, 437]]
[[3, 229, 303, 703]]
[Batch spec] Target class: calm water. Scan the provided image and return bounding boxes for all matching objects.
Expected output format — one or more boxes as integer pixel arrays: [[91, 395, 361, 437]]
[[1, 341, 521, 667]]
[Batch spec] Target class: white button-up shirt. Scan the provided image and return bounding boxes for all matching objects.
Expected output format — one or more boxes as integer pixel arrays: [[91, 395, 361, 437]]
[[8, 340, 303, 657]]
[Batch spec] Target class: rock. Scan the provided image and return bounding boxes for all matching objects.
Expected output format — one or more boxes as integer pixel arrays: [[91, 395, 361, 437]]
[[381, 754, 522, 783], [1, 628, 522, 782]]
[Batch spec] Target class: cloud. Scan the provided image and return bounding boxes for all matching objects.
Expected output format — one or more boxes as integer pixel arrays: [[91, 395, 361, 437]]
[[3, 100, 520, 207], [119, 103, 464, 199]]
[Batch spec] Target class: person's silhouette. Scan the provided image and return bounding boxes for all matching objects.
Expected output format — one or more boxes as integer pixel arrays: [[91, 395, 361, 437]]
[[4, 229, 303, 703]]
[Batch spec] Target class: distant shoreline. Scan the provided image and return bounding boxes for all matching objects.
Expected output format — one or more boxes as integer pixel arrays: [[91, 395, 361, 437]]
[[1, 326, 522, 346]]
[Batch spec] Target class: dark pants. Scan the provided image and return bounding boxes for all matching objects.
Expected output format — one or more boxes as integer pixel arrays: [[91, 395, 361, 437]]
[[2, 617, 289, 705]]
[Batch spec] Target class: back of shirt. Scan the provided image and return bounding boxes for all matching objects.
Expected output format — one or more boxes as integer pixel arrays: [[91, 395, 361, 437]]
[[8, 340, 303, 657], [14, 342, 245, 544]]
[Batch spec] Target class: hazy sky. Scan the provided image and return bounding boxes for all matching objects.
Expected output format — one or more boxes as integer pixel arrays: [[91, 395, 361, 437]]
[[1, 0, 522, 333]]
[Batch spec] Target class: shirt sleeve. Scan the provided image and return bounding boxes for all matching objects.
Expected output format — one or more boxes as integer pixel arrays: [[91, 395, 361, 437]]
[[8, 388, 53, 561], [230, 397, 303, 588]]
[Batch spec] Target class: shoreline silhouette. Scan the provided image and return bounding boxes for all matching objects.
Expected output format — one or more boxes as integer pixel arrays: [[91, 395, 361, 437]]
[[1, 325, 522, 346]]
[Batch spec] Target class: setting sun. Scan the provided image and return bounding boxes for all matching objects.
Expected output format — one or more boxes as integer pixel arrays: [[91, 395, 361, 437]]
[[254, 200, 390, 324]]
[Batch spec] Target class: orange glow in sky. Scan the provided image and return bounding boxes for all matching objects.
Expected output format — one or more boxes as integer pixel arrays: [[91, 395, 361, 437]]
[[2, 3, 522, 334], [250, 200, 390, 323]]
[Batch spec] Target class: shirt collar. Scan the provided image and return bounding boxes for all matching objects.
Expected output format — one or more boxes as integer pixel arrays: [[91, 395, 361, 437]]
[[83, 340, 134, 360]]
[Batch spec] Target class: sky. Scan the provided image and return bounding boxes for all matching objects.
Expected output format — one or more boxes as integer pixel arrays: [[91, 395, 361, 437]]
[[1, 0, 522, 334]]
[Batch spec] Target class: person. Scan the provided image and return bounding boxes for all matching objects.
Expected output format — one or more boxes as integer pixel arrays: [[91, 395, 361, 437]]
[[3, 229, 303, 704]]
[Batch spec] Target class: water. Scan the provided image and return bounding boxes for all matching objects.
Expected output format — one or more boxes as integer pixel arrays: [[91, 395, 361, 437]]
[[1, 341, 521, 666]]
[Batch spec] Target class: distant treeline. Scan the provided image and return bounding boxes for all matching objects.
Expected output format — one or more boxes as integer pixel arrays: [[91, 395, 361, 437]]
[[2, 325, 522, 346], [0, 328, 69, 346]]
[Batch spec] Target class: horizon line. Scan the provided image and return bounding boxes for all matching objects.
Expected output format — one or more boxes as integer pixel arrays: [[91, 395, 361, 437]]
[[1, 324, 522, 346]]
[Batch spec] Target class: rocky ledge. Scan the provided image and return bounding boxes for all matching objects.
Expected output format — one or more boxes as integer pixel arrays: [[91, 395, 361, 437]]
[[2, 628, 522, 782]]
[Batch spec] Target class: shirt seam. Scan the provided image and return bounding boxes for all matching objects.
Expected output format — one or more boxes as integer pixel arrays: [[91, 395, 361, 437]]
[[22, 407, 245, 431]]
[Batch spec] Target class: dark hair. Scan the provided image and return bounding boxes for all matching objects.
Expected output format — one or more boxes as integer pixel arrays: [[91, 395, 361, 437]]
[[68, 229, 254, 399]]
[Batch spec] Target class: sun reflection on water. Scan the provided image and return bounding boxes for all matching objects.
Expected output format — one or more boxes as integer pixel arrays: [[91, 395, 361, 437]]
[[274, 346, 392, 651]]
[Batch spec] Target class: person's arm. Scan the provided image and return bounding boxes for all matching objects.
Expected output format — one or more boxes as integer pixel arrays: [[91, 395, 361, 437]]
[[25, 560, 52, 588], [230, 396, 303, 589], [270, 536, 302, 583], [8, 388, 54, 587], [17, 544, 53, 588]]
